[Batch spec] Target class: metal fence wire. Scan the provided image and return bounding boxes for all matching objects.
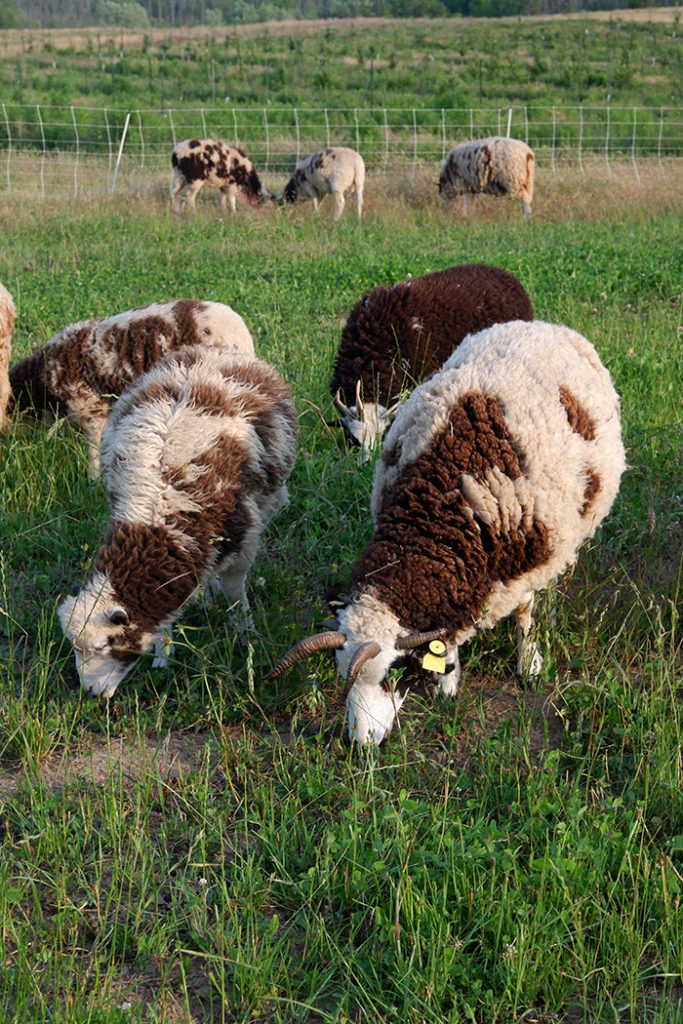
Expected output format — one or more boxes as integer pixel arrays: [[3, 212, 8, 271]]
[[1, 102, 681, 197]]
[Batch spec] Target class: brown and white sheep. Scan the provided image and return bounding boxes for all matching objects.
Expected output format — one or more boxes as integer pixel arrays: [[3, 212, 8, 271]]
[[331, 263, 534, 458], [439, 137, 535, 219], [277, 146, 365, 221], [8, 299, 254, 478], [59, 346, 298, 698], [0, 280, 16, 430], [266, 320, 625, 744], [170, 138, 267, 213]]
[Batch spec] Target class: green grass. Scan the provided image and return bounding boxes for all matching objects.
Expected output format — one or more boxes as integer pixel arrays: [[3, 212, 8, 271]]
[[0, 173, 682, 1021]]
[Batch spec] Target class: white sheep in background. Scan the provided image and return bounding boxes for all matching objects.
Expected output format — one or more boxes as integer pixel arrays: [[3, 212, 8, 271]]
[[59, 346, 298, 699], [170, 138, 268, 213], [8, 299, 254, 478], [439, 137, 535, 219], [0, 280, 16, 430], [331, 263, 534, 459], [277, 146, 365, 221], [266, 320, 625, 744]]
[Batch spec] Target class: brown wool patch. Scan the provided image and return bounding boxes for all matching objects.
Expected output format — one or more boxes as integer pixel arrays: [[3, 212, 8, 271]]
[[352, 392, 551, 635], [559, 386, 596, 441], [95, 522, 204, 633], [581, 470, 601, 517], [331, 265, 533, 408]]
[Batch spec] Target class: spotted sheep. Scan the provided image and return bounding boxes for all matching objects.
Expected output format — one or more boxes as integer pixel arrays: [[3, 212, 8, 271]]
[[277, 146, 365, 221], [439, 137, 535, 219], [331, 263, 534, 459], [8, 299, 255, 479], [0, 280, 16, 430], [267, 320, 625, 745], [170, 138, 267, 213], [59, 346, 298, 699]]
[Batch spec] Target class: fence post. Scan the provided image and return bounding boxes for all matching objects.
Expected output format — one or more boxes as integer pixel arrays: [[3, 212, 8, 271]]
[[111, 110, 131, 195], [36, 104, 46, 197], [232, 108, 238, 146], [324, 108, 330, 148], [578, 105, 584, 174], [605, 104, 611, 177], [383, 107, 389, 175], [631, 106, 640, 183], [551, 105, 556, 174], [524, 105, 528, 145], [658, 105, 664, 171], [294, 107, 300, 161], [354, 108, 360, 155], [2, 103, 11, 192], [263, 107, 270, 173], [200, 108, 207, 137], [469, 108, 474, 139], [136, 109, 144, 185], [71, 105, 79, 197], [168, 108, 176, 149], [441, 108, 446, 160], [506, 106, 512, 137], [412, 108, 417, 184]]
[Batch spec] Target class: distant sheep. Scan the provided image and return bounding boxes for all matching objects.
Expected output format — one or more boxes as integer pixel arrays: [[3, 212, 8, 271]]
[[170, 138, 267, 213], [439, 137, 535, 219], [277, 146, 365, 221], [59, 346, 298, 699], [267, 320, 625, 744], [0, 281, 15, 430], [8, 299, 254, 478], [331, 263, 534, 458]]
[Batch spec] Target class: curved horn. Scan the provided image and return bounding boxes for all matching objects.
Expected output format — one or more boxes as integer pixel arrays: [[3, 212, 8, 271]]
[[340, 640, 382, 703], [355, 378, 365, 420], [334, 389, 351, 416], [395, 627, 448, 651], [264, 631, 346, 681]]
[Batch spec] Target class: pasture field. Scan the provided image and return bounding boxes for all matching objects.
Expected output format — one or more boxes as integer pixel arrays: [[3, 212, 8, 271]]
[[0, 165, 682, 1022], [1, 8, 681, 111]]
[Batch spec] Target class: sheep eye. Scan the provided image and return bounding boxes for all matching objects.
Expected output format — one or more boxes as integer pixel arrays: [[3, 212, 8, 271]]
[[109, 608, 129, 626]]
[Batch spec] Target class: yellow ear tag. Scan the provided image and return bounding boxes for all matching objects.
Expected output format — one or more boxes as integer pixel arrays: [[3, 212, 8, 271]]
[[422, 639, 447, 673]]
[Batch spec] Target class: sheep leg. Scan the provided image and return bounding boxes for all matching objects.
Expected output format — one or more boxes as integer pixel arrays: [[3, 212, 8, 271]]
[[169, 175, 185, 212], [434, 645, 461, 698], [515, 593, 543, 678], [217, 565, 254, 631], [522, 198, 532, 219], [184, 180, 203, 210], [332, 190, 345, 222], [354, 182, 363, 219]]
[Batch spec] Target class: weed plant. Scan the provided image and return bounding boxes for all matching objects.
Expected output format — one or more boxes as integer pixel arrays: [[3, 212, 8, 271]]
[[0, 166, 682, 1021]]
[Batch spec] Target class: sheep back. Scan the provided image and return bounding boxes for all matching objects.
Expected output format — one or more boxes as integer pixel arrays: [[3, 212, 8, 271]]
[[331, 263, 534, 408], [439, 137, 535, 206], [349, 320, 624, 643]]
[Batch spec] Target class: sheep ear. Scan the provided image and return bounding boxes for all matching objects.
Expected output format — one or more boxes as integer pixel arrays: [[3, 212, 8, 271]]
[[70, 584, 80, 597], [109, 607, 129, 626]]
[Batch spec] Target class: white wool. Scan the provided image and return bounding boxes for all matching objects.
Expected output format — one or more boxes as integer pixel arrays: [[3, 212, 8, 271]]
[[0, 280, 16, 429], [284, 146, 365, 221]]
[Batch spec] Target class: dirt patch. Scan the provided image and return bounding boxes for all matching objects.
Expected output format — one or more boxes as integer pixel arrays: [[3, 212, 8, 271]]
[[0, 729, 209, 799]]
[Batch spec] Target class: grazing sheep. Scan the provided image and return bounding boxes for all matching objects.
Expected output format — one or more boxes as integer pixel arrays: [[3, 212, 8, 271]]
[[331, 263, 534, 458], [439, 137, 535, 219], [277, 146, 365, 221], [8, 299, 254, 478], [0, 280, 16, 430], [266, 320, 625, 745], [170, 138, 267, 213], [59, 346, 298, 699]]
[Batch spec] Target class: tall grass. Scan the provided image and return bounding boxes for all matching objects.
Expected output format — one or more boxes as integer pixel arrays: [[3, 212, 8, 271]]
[[0, 167, 682, 1021]]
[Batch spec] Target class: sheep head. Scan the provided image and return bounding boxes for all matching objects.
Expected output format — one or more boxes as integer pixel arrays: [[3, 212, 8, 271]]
[[58, 573, 154, 697], [333, 381, 400, 462], [265, 592, 449, 744]]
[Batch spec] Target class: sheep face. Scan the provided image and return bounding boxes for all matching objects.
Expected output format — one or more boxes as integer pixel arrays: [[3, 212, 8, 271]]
[[337, 402, 392, 461], [58, 574, 153, 697], [336, 595, 454, 745]]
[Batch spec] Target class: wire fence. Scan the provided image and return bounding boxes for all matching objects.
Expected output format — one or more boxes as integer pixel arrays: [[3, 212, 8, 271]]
[[1, 102, 681, 197]]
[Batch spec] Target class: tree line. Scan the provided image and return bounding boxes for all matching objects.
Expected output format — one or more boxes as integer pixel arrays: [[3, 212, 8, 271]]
[[2, 0, 675, 30]]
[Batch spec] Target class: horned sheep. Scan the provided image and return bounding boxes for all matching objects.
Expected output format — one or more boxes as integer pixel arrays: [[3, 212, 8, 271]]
[[277, 146, 365, 221], [59, 346, 298, 699], [267, 320, 625, 745], [0, 280, 16, 430], [331, 263, 534, 458], [8, 299, 255, 478], [439, 137, 535, 219], [170, 138, 267, 213]]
